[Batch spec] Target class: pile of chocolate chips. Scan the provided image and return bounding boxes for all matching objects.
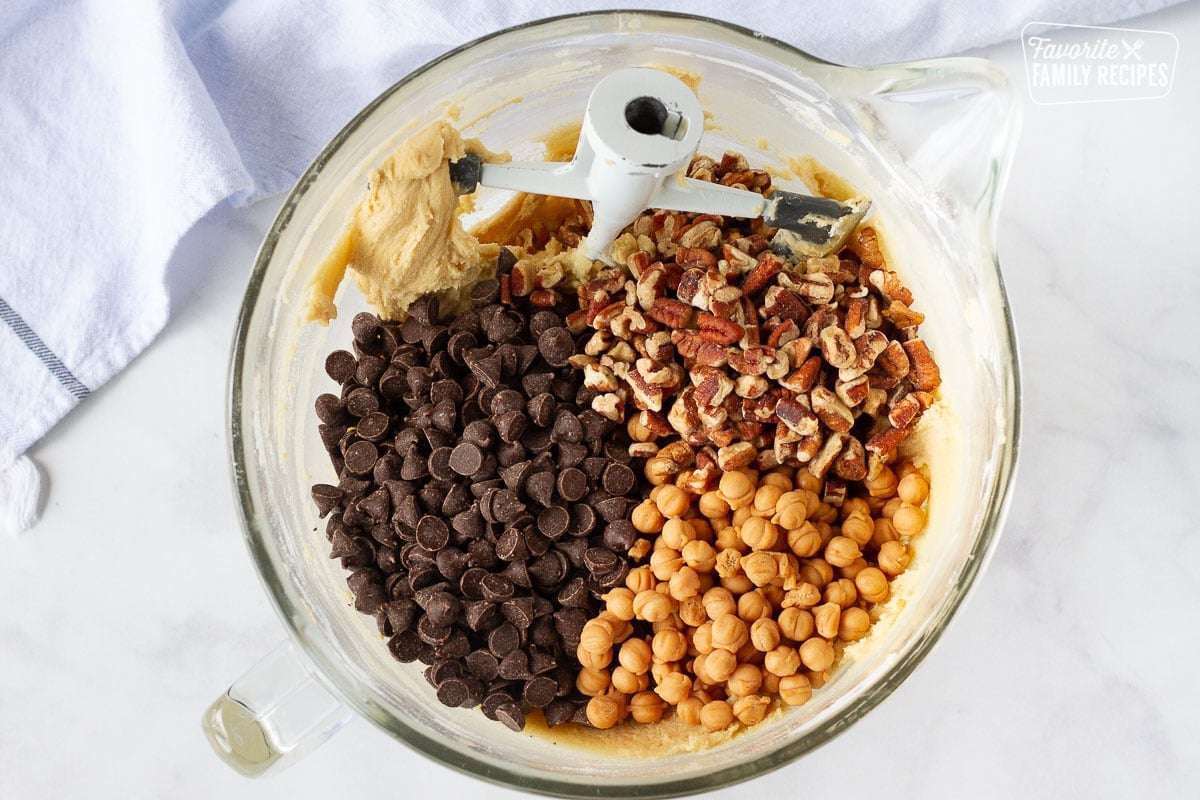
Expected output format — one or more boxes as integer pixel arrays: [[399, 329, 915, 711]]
[[311, 250, 643, 731]]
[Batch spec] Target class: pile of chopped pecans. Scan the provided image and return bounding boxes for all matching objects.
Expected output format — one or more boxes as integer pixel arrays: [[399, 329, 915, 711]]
[[553, 152, 940, 502]]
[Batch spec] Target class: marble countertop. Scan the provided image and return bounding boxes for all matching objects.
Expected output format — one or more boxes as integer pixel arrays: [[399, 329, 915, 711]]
[[3, 4, 1197, 797]]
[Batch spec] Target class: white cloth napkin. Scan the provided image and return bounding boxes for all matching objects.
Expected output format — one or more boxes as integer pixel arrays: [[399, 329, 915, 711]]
[[0, 0, 1177, 532]]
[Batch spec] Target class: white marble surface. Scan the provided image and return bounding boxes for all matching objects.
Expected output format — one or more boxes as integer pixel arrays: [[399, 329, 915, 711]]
[[3, 3, 1199, 797]]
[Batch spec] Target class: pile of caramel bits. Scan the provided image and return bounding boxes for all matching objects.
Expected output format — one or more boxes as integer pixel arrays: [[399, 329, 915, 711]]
[[563, 152, 942, 732], [578, 456, 929, 731]]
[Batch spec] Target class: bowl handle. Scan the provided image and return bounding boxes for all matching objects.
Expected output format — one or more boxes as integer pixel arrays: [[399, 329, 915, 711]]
[[202, 641, 355, 777], [842, 58, 1023, 235]]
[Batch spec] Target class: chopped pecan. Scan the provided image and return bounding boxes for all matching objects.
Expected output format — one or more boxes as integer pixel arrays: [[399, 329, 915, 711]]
[[742, 393, 779, 424], [625, 366, 664, 412], [832, 437, 867, 481], [819, 326, 856, 369], [803, 306, 838, 340], [591, 391, 627, 423], [760, 285, 809, 323], [717, 442, 757, 471], [844, 296, 868, 339], [639, 409, 673, 437], [697, 313, 744, 346], [673, 331, 729, 367], [735, 375, 769, 399], [499, 273, 513, 305], [691, 366, 735, 408], [808, 432, 847, 479], [564, 309, 588, 335], [868, 269, 914, 306], [509, 260, 535, 296], [810, 386, 854, 433], [875, 340, 911, 379], [591, 300, 626, 330], [839, 329, 890, 381], [677, 220, 722, 250], [865, 425, 909, 458], [766, 318, 800, 348], [583, 362, 619, 392], [902, 338, 942, 392], [776, 396, 819, 436], [721, 243, 757, 274], [780, 271, 835, 305], [709, 285, 743, 319], [676, 268, 708, 310], [644, 331, 674, 362], [533, 261, 564, 290], [694, 446, 719, 471], [822, 476, 848, 506], [835, 375, 870, 408], [884, 300, 925, 329], [741, 251, 783, 296], [856, 227, 886, 269], [628, 442, 659, 459], [607, 341, 638, 363], [676, 246, 718, 269], [780, 355, 823, 394], [764, 349, 790, 381], [778, 336, 814, 366], [529, 289, 561, 308], [636, 265, 668, 311], [726, 344, 773, 376], [795, 432, 822, 463], [658, 440, 696, 467], [583, 330, 613, 356], [648, 297, 693, 329], [888, 390, 934, 429], [861, 388, 888, 417]]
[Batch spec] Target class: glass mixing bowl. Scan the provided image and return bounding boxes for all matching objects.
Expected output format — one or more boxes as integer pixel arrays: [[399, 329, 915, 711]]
[[205, 10, 1021, 796]]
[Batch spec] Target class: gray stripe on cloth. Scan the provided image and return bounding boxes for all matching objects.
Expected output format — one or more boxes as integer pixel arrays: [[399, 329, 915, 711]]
[[0, 297, 90, 400]]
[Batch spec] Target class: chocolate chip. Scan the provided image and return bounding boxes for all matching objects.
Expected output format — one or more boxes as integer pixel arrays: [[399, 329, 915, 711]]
[[324, 350, 357, 383], [555, 576, 589, 608], [602, 519, 637, 552], [530, 551, 570, 590], [447, 442, 483, 476], [528, 648, 557, 675], [388, 630, 422, 662], [554, 468, 588, 502], [315, 394, 344, 425], [466, 649, 499, 680], [550, 411, 583, 444], [495, 702, 525, 732], [480, 573, 515, 601], [384, 599, 418, 633], [490, 389, 526, 417], [544, 699, 576, 728], [488, 622, 520, 657], [356, 356, 387, 387], [494, 410, 527, 444], [502, 559, 532, 589], [440, 484, 471, 517], [568, 504, 596, 536], [436, 678, 470, 708], [481, 691, 511, 721], [423, 592, 460, 627], [464, 600, 497, 632], [495, 528, 530, 562], [417, 615, 452, 646], [553, 607, 587, 649], [358, 488, 390, 521], [523, 676, 557, 709], [416, 516, 450, 552], [502, 596, 535, 629], [537, 506, 570, 539], [526, 392, 556, 428], [602, 462, 636, 496], [595, 495, 628, 522], [400, 450, 428, 481], [311, 484, 342, 517], [426, 447, 454, 482], [346, 387, 381, 417], [522, 372, 554, 397], [343, 441, 379, 475], [525, 471, 555, 508], [352, 312, 383, 343], [471, 279, 501, 307], [584, 547, 620, 575], [459, 567, 487, 600], [490, 489, 525, 523], [529, 311, 563, 339], [498, 649, 531, 680], [537, 327, 574, 367], [556, 441, 587, 468]]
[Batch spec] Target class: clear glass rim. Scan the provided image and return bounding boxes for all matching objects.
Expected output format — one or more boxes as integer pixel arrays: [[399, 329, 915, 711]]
[[228, 10, 1022, 797]]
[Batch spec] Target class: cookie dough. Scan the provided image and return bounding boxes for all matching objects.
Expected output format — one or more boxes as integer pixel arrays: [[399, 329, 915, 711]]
[[305, 121, 503, 324]]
